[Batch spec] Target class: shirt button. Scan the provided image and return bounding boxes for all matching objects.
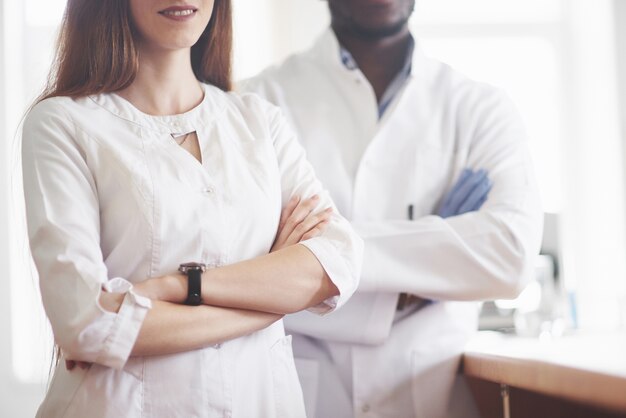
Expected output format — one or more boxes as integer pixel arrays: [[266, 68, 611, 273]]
[[213, 343, 221, 349], [361, 404, 370, 413], [202, 187, 214, 194]]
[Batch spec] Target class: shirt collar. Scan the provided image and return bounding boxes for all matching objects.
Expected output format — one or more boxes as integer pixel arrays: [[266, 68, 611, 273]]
[[337, 36, 415, 75], [89, 83, 223, 135]]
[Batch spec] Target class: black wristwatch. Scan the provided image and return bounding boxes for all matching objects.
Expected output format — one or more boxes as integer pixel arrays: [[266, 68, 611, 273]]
[[178, 262, 206, 306]]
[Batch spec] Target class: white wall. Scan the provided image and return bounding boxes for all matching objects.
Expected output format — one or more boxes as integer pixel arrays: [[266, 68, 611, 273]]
[[559, 0, 626, 330], [0, 0, 11, 412], [1, 1, 48, 416], [232, 0, 329, 80]]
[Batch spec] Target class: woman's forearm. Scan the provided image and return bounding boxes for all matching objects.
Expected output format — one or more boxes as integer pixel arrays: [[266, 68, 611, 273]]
[[158, 244, 339, 314], [203, 244, 338, 314], [131, 301, 282, 356], [99, 292, 282, 357]]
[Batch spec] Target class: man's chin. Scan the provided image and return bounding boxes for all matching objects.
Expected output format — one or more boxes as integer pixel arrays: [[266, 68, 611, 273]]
[[351, 20, 409, 40]]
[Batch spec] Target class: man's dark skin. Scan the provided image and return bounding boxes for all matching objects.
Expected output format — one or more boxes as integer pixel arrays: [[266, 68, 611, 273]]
[[328, 0, 416, 101]]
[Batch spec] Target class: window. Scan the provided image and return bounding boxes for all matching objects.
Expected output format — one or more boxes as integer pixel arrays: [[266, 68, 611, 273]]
[[413, 0, 564, 212]]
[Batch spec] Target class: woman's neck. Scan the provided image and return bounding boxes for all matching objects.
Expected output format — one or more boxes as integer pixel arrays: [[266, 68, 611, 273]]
[[117, 46, 204, 116]]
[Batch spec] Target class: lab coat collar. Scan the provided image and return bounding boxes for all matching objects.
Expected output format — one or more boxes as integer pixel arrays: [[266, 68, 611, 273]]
[[88, 83, 225, 136]]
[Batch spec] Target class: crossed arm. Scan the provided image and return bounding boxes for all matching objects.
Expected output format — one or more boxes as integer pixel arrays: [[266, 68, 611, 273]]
[[68, 169, 487, 369], [125, 168, 490, 355], [93, 196, 333, 359]]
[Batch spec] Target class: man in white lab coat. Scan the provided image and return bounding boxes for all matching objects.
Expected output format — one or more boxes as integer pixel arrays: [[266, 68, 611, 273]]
[[243, 0, 543, 416]]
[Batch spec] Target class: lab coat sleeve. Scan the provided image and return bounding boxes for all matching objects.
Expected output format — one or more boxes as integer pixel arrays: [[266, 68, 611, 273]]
[[355, 90, 543, 300], [286, 90, 542, 344], [21, 100, 152, 370], [261, 97, 363, 314]]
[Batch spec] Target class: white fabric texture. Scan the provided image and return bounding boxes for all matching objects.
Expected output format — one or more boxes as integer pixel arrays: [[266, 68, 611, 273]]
[[22, 84, 362, 418], [243, 28, 543, 418]]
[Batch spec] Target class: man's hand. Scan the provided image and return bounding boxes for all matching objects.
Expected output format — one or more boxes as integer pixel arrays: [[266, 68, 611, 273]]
[[438, 168, 492, 218], [271, 195, 332, 252]]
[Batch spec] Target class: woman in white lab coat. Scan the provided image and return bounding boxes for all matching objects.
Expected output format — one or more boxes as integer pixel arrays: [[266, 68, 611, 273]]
[[21, 0, 362, 417]]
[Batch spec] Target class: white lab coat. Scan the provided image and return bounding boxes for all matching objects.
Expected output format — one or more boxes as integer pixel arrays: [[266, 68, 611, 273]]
[[21, 84, 363, 418], [243, 29, 543, 418]]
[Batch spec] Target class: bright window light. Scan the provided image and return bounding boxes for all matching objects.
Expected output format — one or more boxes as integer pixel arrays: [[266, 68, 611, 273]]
[[417, 36, 563, 212], [414, 0, 562, 24], [24, 0, 65, 27], [9, 0, 64, 385]]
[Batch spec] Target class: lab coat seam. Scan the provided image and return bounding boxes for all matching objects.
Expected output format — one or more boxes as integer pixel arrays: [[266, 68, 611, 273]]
[[139, 357, 145, 418], [136, 129, 156, 279], [142, 129, 160, 278], [87, 95, 147, 131], [45, 103, 100, 196]]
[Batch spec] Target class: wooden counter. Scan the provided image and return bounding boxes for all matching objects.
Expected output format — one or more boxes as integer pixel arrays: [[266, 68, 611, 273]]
[[462, 332, 626, 417]]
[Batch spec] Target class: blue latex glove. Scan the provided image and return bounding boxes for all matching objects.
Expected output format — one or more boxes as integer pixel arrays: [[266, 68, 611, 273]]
[[437, 168, 492, 218]]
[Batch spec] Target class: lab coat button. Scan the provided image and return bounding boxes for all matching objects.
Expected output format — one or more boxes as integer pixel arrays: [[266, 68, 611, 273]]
[[203, 187, 214, 194]]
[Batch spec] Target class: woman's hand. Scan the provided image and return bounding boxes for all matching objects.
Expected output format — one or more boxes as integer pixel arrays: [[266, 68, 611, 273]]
[[65, 359, 91, 371], [271, 195, 332, 252]]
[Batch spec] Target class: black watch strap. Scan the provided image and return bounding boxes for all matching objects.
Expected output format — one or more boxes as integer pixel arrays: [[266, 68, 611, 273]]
[[185, 269, 203, 306]]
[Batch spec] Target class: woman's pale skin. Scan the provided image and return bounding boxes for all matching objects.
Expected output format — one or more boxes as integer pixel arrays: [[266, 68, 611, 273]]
[[69, 0, 335, 369]]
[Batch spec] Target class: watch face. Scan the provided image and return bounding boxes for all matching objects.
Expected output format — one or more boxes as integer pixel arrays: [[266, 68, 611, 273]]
[[179, 262, 206, 273]]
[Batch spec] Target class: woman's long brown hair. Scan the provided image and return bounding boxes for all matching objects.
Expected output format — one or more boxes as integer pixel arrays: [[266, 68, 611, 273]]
[[39, 0, 232, 102]]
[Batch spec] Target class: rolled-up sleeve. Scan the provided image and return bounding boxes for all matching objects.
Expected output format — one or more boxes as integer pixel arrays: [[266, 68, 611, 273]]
[[261, 97, 363, 314], [22, 100, 151, 369]]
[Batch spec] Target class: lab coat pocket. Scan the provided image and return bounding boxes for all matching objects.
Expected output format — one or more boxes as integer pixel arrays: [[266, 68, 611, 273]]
[[270, 335, 308, 418]]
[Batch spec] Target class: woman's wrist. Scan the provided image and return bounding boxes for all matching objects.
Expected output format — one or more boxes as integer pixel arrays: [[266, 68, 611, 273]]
[[200, 268, 218, 305], [99, 291, 124, 313], [164, 274, 187, 304], [134, 274, 187, 303]]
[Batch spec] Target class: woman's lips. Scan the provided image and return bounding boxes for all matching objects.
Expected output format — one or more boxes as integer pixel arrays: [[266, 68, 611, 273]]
[[158, 6, 198, 21]]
